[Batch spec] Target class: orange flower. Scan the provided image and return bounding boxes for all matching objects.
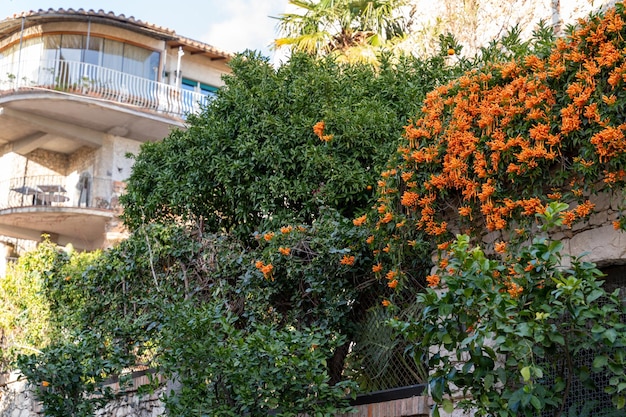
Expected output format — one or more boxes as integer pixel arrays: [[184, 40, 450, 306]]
[[42, 381, 50, 387], [613, 220, 622, 230], [380, 212, 394, 224], [506, 282, 523, 298], [439, 258, 449, 269], [313, 121, 325, 138], [401, 191, 420, 207], [426, 274, 440, 287], [382, 299, 391, 307], [437, 241, 450, 251], [388, 279, 398, 289], [278, 247, 291, 256], [353, 214, 367, 226], [494, 241, 507, 254], [261, 264, 274, 279], [458, 206, 472, 217], [340, 255, 356, 266], [280, 225, 293, 234], [602, 94, 617, 105], [366, 235, 375, 244], [574, 200, 595, 217], [263, 232, 275, 242], [386, 270, 398, 281], [381, 169, 397, 178], [255, 260, 274, 280], [560, 210, 577, 227], [372, 263, 383, 273], [313, 121, 333, 142]]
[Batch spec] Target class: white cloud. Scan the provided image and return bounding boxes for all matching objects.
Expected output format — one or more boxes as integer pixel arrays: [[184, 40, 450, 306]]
[[200, 0, 287, 57]]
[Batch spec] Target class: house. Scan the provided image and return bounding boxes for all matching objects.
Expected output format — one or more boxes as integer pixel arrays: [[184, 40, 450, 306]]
[[0, 8, 232, 270]]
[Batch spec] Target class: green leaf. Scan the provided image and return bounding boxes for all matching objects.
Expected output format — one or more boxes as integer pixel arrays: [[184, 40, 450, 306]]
[[593, 355, 608, 369], [530, 395, 542, 410], [604, 328, 618, 344], [521, 366, 531, 382]]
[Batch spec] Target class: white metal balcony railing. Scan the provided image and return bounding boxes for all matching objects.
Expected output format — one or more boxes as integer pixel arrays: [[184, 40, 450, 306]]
[[1, 175, 117, 211], [0, 58, 209, 117]]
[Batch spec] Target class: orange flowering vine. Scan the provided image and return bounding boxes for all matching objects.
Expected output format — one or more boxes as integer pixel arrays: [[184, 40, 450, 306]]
[[370, 4, 626, 248], [313, 120, 333, 142], [340, 255, 356, 266], [426, 274, 440, 288], [353, 214, 367, 226], [255, 260, 274, 280]]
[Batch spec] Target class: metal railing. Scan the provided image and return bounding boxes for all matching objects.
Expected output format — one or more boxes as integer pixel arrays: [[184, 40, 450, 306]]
[[0, 58, 209, 117], [0, 175, 116, 211]]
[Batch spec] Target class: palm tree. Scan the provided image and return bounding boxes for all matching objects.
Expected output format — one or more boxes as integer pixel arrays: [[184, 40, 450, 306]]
[[274, 0, 412, 63]]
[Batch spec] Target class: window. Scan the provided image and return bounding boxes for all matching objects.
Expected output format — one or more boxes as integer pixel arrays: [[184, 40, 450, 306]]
[[181, 78, 218, 97], [0, 34, 160, 81]]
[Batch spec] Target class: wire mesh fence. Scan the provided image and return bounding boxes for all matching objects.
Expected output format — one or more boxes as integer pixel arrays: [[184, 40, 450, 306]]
[[346, 270, 428, 393], [535, 264, 626, 417]]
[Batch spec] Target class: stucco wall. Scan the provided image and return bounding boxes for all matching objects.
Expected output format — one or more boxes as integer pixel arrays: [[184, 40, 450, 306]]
[[406, 0, 619, 57]]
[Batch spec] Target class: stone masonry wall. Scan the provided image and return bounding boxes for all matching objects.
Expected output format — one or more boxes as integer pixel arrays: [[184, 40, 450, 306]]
[[0, 371, 167, 417]]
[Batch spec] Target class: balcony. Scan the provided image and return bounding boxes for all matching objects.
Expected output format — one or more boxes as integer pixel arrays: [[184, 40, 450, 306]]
[[0, 175, 121, 250], [0, 58, 209, 118]]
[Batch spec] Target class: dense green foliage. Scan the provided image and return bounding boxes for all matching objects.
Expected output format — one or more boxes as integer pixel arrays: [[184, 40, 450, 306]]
[[0, 243, 54, 371], [370, 5, 626, 416], [399, 204, 626, 417], [9, 47, 475, 415], [10, 5, 626, 417], [121, 51, 468, 241]]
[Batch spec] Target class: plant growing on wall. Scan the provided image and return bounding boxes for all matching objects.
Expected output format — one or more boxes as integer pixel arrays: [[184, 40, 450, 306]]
[[366, 3, 626, 416], [368, 4, 626, 283], [397, 203, 626, 417]]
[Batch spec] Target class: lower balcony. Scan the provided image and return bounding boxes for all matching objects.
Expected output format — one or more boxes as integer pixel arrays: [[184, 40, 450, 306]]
[[0, 175, 122, 250]]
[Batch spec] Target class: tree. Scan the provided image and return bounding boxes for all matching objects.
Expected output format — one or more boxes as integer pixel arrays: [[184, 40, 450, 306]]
[[121, 51, 465, 241], [274, 0, 413, 63]]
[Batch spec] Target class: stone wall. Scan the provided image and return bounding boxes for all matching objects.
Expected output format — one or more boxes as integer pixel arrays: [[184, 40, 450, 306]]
[[0, 372, 39, 417], [0, 368, 429, 417], [0, 371, 167, 417]]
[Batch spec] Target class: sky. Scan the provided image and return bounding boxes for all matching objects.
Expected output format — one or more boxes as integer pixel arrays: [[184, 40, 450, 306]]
[[0, 0, 290, 58]]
